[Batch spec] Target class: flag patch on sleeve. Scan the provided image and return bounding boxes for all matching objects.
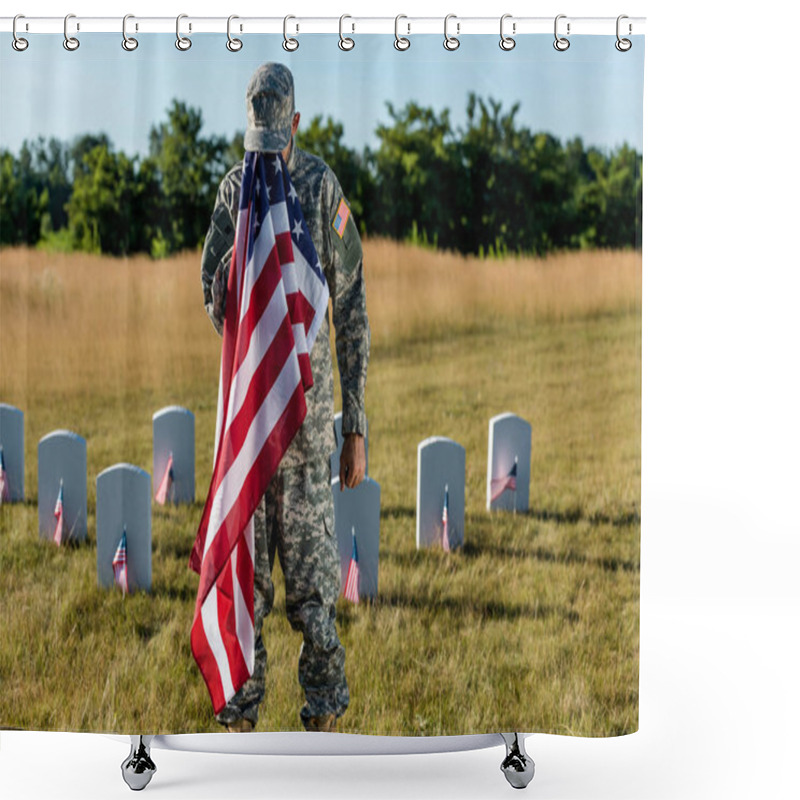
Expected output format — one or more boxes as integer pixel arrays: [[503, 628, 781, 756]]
[[332, 198, 351, 239]]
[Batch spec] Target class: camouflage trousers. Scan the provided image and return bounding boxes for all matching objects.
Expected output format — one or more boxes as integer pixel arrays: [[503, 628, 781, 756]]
[[215, 458, 349, 729]]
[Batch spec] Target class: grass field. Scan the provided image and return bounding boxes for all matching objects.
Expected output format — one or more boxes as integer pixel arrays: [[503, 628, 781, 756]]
[[0, 242, 641, 736]]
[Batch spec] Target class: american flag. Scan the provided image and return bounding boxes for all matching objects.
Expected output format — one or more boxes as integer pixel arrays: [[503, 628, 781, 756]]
[[112, 529, 129, 596], [53, 480, 64, 546], [442, 485, 451, 552], [0, 446, 8, 505], [343, 527, 360, 604], [155, 452, 174, 505], [189, 151, 329, 714], [491, 459, 518, 502]]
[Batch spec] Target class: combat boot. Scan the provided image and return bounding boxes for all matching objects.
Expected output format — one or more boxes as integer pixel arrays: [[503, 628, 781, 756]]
[[304, 714, 337, 732], [226, 717, 254, 733]]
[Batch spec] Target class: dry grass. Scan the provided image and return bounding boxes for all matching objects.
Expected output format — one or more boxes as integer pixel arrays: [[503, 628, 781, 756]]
[[0, 242, 640, 736]]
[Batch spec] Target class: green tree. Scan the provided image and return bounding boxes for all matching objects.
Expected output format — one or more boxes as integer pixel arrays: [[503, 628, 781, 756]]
[[144, 101, 228, 255], [66, 142, 136, 255]]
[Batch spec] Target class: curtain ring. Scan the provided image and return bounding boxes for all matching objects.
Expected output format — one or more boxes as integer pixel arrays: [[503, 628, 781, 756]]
[[122, 14, 138, 51], [394, 14, 410, 51], [499, 14, 516, 51], [444, 14, 460, 51], [226, 15, 243, 51], [339, 14, 355, 51], [283, 15, 299, 51], [176, 14, 192, 51], [615, 15, 632, 51], [12, 15, 29, 52], [553, 14, 570, 51], [63, 13, 80, 51]]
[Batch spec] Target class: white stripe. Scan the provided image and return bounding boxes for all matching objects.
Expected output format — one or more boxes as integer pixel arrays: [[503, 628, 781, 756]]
[[233, 528, 255, 674], [270, 199, 290, 236], [203, 353, 302, 561], [201, 585, 235, 702], [291, 244, 330, 347], [237, 210, 275, 326], [212, 359, 225, 464], [225, 287, 288, 435], [292, 323, 308, 356]]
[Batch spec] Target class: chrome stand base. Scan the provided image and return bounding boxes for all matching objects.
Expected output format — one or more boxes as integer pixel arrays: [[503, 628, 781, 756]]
[[121, 735, 156, 791], [500, 733, 535, 790]]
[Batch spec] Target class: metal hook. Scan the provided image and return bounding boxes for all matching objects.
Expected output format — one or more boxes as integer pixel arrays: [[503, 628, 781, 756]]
[[283, 15, 299, 51], [444, 14, 460, 51], [499, 14, 516, 51], [553, 14, 570, 51], [175, 13, 192, 51], [12, 14, 29, 52], [122, 14, 138, 51], [615, 15, 632, 51], [63, 13, 80, 51], [226, 15, 243, 51], [394, 14, 410, 51], [339, 14, 355, 51]]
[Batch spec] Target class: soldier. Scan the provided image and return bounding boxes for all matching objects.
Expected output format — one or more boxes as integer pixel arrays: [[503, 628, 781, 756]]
[[200, 62, 369, 733]]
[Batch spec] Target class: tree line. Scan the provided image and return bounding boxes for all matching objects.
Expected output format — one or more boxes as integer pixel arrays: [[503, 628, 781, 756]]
[[0, 95, 642, 258]]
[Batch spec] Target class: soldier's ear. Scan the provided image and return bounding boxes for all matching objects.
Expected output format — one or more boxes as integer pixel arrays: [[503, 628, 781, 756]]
[[292, 112, 301, 136]]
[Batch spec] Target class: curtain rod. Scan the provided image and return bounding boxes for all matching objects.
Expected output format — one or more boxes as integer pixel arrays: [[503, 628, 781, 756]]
[[1, 16, 646, 37]]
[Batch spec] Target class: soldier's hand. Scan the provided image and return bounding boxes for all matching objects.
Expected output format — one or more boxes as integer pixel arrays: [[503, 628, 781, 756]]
[[339, 434, 366, 490], [211, 264, 227, 327]]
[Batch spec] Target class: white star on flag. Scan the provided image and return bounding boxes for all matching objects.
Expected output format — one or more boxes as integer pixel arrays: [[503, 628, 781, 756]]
[[288, 183, 298, 204], [292, 219, 304, 241], [273, 155, 282, 174]]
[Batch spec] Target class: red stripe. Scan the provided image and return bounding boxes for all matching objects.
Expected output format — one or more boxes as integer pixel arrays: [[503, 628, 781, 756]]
[[275, 230, 294, 264], [286, 290, 317, 334], [236, 536, 254, 620], [297, 352, 313, 391]]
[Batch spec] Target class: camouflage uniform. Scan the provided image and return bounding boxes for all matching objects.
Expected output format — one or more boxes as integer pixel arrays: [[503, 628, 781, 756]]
[[201, 140, 369, 729]]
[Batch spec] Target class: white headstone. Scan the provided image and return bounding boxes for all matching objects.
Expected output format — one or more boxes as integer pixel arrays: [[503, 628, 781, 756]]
[[0, 403, 25, 502], [330, 412, 369, 480], [96, 464, 152, 593], [37, 430, 87, 543], [152, 406, 195, 504], [332, 476, 381, 600], [416, 437, 466, 550], [486, 413, 532, 512]]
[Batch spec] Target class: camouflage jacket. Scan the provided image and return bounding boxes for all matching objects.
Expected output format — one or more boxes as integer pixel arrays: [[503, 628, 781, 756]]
[[201, 143, 369, 467]]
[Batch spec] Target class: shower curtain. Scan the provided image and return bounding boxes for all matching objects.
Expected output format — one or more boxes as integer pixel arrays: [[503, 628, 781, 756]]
[[0, 23, 644, 740]]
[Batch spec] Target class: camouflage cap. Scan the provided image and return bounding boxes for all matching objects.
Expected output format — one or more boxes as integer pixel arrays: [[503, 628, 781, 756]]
[[244, 63, 295, 152]]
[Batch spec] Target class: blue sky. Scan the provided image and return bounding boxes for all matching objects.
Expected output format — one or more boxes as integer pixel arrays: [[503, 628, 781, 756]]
[[1, 33, 644, 157]]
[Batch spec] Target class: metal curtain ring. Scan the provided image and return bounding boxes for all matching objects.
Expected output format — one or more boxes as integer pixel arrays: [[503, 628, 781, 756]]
[[12, 14, 29, 51], [499, 14, 516, 51], [63, 13, 80, 51], [444, 14, 460, 51], [283, 15, 299, 51], [122, 14, 138, 51], [616, 14, 632, 51], [176, 14, 192, 51], [339, 15, 355, 51], [553, 14, 570, 51], [394, 14, 410, 51], [226, 15, 243, 51]]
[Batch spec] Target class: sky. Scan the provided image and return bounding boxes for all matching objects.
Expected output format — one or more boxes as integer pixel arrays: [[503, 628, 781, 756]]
[[1, 33, 644, 158]]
